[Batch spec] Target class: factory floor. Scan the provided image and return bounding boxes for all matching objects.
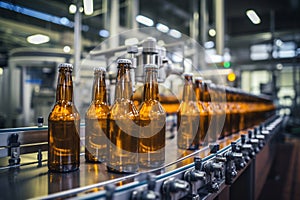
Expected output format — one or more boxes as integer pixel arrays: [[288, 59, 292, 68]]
[[258, 133, 300, 200]]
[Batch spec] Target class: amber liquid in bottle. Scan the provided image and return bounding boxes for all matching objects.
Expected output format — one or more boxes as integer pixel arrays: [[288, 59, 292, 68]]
[[177, 73, 200, 150], [139, 64, 166, 168], [217, 86, 231, 139], [85, 67, 110, 163], [107, 59, 139, 173], [48, 63, 80, 173], [229, 89, 240, 134], [194, 78, 209, 146], [203, 81, 217, 143]]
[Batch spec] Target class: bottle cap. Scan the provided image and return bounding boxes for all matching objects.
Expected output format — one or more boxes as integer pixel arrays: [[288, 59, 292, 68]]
[[58, 63, 73, 70], [117, 58, 132, 65], [144, 64, 159, 70], [183, 72, 193, 77], [194, 77, 203, 81], [94, 67, 106, 73]]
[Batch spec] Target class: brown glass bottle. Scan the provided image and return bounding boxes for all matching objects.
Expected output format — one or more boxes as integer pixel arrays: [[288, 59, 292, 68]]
[[85, 67, 110, 163], [203, 80, 217, 143], [194, 77, 209, 146], [218, 86, 231, 139], [107, 59, 139, 173], [48, 63, 80, 172], [228, 88, 240, 134], [139, 64, 166, 168], [177, 73, 200, 150]]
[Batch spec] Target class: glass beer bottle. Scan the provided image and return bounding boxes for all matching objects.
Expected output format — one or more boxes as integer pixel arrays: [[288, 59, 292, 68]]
[[107, 59, 139, 173], [139, 64, 166, 168], [85, 67, 110, 163], [177, 73, 200, 150], [48, 63, 80, 172], [203, 80, 217, 143], [194, 77, 209, 146]]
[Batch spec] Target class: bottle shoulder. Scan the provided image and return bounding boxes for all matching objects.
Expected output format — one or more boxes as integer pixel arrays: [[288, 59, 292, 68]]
[[110, 99, 139, 119], [139, 100, 166, 120], [49, 103, 80, 121], [178, 101, 200, 114], [85, 102, 110, 119]]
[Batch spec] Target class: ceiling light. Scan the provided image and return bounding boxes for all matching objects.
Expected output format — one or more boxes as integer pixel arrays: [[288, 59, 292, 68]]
[[156, 23, 169, 33], [275, 39, 283, 47], [99, 29, 110, 37], [83, 0, 93, 15], [168, 29, 182, 38], [60, 17, 70, 25], [63, 46, 71, 53], [136, 15, 154, 26], [27, 34, 50, 44], [208, 29, 216, 37], [204, 41, 214, 49], [69, 4, 77, 14], [0, 68, 3, 75], [246, 10, 261, 24]]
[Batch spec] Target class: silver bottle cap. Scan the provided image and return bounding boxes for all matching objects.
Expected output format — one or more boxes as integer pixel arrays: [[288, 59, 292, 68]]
[[58, 63, 73, 71], [117, 58, 132, 65], [94, 67, 106, 73]]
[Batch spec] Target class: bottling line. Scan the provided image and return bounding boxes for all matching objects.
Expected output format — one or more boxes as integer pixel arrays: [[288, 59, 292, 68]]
[[0, 36, 283, 200]]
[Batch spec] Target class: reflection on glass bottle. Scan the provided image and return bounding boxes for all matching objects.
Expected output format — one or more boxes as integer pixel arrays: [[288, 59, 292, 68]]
[[139, 64, 166, 168], [85, 67, 110, 163], [177, 73, 200, 150], [107, 59, 139, 173], [48, 63, 80, 173], [194, 77, 209, 146]]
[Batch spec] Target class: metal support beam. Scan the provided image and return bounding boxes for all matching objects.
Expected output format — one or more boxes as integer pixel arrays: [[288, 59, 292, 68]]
[[127, 0, 138, 29], [74, 5, 82, 82], [215, 0, 224, 55], [200, 0, 208, 46], [110, 0, 119, 48], [189, 0, 199, 41]]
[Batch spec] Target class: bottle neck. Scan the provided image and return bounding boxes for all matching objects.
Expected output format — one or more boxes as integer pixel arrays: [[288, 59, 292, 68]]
[[56, 69, 73, 102], [115, 66, 133, 100], [143, 68, 159, 101], [194, 81, 203, 102], [182, 78, 195, 101], [203, 84, 211, 102], [92, 72, 107, 103]]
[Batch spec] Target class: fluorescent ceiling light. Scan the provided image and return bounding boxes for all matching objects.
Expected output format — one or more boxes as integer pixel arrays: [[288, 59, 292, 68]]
[[168, 29, 182, 38], [69, 4, 77, 14], [250, 52, 269, 60], [27, 34, 50, 44], [99, 29, 110, 37], [204, 41, 214, 49], [246, 10, 261, 24], [136, 15, 154, 26], [63, 46, 71, 53], [83, 0, 93, 15], [209, 29, 216, 37], [156, 23, 169, 33]]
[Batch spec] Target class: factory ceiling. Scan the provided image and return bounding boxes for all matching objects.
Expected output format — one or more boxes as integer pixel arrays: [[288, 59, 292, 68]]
[[0, 0, 299, 66]]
